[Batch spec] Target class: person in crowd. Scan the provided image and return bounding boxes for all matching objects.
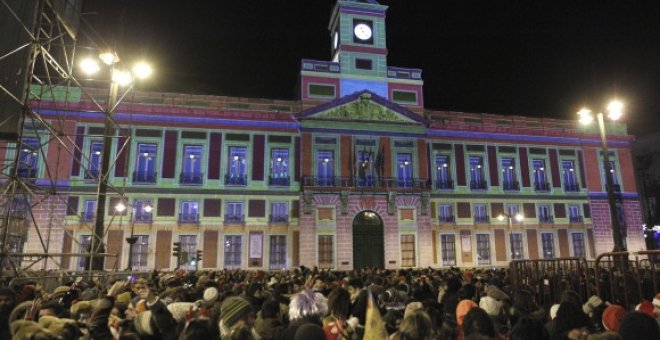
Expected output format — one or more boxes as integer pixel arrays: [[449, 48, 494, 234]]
[[618, 311, 660, 340], [552, 301, 592, 340]]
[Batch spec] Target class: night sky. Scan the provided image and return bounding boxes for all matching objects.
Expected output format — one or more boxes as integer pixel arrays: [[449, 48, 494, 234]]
[[81, 0, 660, 136]]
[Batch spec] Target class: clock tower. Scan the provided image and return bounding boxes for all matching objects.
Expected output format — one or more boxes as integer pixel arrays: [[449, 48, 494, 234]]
[[300, 0, 424, 113]]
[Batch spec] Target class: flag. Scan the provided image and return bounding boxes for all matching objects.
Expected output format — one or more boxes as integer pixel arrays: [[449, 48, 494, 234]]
[[375, 144, 385, 178], [363, 291, 388, 340], [348, 139, 354, 178]]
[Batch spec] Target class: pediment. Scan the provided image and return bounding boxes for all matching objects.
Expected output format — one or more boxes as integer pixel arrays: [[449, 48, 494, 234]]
[[298, 90, 426, 125]]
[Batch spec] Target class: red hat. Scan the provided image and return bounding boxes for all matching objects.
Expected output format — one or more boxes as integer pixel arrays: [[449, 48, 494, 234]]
[[602, 304, 627, 332], [456, 299, 478, 327], [635, 300, 655, 319], [653, 293, 660, 308]]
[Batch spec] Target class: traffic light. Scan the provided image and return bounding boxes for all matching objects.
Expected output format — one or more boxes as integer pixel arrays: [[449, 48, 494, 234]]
[[196, 250, 203, 262], [173, 242, 181, 268]]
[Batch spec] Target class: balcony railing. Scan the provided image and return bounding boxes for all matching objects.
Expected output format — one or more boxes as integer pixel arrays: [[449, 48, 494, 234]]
[[268, 176, 290, 187], [84, 169, 99, 179], [82, 211, 95, 221], [224, 214, 245, 224], [269, 214, 288, 224], [178, 213, 199, 223], [534, 181, 551, 192], [133, 171, 157, 183], [470, 180, 488, 190], [16, 167, 37, 178], [502, 181, 520, 191], [564, 183, 580, 192], [539, 215, 554, 223], [180, 172, 203, 185], [301, 176, 432, 191], [569, 215, 584, 223], [436, 179, 454, 190], [438, 215, 455, 223], [474, 215, 490, 223], [225, 174, 247, 186], [134, 213, 153, 223]]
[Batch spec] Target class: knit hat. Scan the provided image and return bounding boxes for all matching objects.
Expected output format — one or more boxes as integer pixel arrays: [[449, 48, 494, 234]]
[[203, 287, 219, 303], [602, 304, 626, 332], [116, 292, 132, 305], [553, 301, 591, 334], [221, 296, 253, 328], [289, 290, 328, 321], [404, 301, 423, 319], [487, 285, 510, 301], [456, 299, 478, 326], [479, 296, 503, 316], [619, 311, 660, 340], [653, 293, 660, 308], [550, 304, 560, 319], [635, 300, 655, 319], [583, 295, 604, 315]]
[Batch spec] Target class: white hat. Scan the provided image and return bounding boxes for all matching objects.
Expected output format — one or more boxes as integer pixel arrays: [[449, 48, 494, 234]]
[[167, 302, 197, 322], [204, 287, 219, 303], [267, 277, 279, 287], [479, 296, 503, 316], [550, 304, 560, 320]]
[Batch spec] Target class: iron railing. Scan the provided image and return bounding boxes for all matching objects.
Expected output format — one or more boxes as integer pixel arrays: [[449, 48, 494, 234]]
[[564, 183, 580, 192], [534, 181, 551, 192], [268, 176, 290, 186], [180, 172, 203, 185], [301, 176, 432, 191], [436, 179, 454, 190], [133, 171, 157, 183], [225, 174, 247, 185], [503, 180, 520, 191]]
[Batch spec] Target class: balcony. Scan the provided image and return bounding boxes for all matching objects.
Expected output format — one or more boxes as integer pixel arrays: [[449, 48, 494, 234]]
[[133, 171, 157, 184], [301, 176, 432, 192], [470, 180, 488, 191], [438, 215, 455, 223], [269, 176, 290, 187], [474, 215, 490, 223], [180, 172, 203, 185], [134, 213, 152, 224], [534, 181, 551, 192], [539, 215, 554, 223], [269, 214, 288, 224], [16, 167, 37, 178], [225, 174, 247, 186], [178, 213, 199, 224], [563, 183, 580, 192], [502, 181, 520, 191], [569, 216, 584, 223], [84, 169, 99, 180], [436, 179, 454, 190], [81, 211, 95, 222], [224, 214, 245, 224]]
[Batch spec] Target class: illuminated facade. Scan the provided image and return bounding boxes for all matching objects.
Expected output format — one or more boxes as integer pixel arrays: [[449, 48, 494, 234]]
[[13, 0, 644, 270]]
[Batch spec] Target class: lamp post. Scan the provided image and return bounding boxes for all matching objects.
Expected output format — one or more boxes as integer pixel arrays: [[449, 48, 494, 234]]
[[498, 212, 524, 260], [577, 101, 626, 252], [115, 201, 152, 271], [79, 53, 152, 270]]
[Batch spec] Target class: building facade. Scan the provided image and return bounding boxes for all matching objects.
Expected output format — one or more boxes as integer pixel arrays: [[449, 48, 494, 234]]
[[11, 0, 644, 271]]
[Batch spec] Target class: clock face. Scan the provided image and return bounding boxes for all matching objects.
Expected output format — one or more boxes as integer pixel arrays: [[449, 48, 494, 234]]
[[354, 23, 372, 40]]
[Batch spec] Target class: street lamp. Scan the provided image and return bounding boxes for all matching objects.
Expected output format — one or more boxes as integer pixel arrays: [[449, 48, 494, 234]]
[[116, 201, 152, 271], [577, 100, 626, 252], [79, 52, 152, 270], [498, 212, 524, 260]]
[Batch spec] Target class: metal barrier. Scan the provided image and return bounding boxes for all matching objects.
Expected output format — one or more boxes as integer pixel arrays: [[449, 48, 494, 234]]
[[5, 271, 150, 292], [511, 250, 660, 310]]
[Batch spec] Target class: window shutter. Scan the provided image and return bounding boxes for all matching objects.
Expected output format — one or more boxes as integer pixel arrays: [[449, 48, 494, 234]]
[[158, 198, 176, 216], [67, 196, 79, 216], [454, 144, 466, 186], [488, 146, 499, 186], [71, 127, 85, 176], [248, 200, 266, 217], [523, 203, 536, 218], [291, 200, 300, 218], [162, 130, 178, 178], [554, 203, 566, 218], [457, 202, 471, 218], [583, 203, 591, 218], [549, 149, 561, 188], [491, 203, 504, 218], [204, 199, 222, 217], [208, 133, 222, 180], [519, 147, 530, 187], [115, 128, 131, 177], [252, 135, 265, 181]]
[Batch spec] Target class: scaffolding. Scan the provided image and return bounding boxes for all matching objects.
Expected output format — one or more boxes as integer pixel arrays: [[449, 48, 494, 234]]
[[0, 0, 128, 276]]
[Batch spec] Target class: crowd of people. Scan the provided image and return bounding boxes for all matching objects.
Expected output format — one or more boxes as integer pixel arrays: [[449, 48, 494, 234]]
[[0, 266, 659, 339]]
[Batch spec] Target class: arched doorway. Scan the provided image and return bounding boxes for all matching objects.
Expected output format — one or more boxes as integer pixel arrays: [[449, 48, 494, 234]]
[[352, 210, 384, 269]]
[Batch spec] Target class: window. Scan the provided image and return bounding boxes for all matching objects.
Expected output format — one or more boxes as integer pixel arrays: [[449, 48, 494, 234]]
[[308, 84, 336, 98], [83, 200, 96, 221], [476, 234, 491, 265], [131, 235, 149, 271], [510, 233, 524, 260], [86, 141, 103, 179], [316, 150, 334, 186], [469, 156, 486, 190], [134, 144, 157, 183], [78, 235, 92, 270], [269, 235, 287, 270], [392, 91, 418, 104], [226, 146, 247, 185], [572, 233, 586, 258], [562, 160, 579, 192], [533, 159, 549, 191], [17, 137, 39, 178], [318, 235, 334, 269], [270, 202, 288, 223], [270, 149, 289, 186], [180, 235, 197, 270], [225, 202, 244, 224], [539, 204, 553, 223], [435, 155, 453, 189], [357, 149, 376, 187], [401, 235, 416, 267], [134, 200, 153, 223], [438, 204, 454, 223], [569, 205, 582, 223], [541, 233, 555, 258], [474, 203, 489, 223], [181, 145, 203, 184], [501, 158, 519, 191], [355, 58, 372, 70], [179, 201, 199, 223], [441, 234, 456, 266], [603, 160, 620, 192], [397, 153, 413, 188], [224, 235, 242, 269], [506, 204, 521, 218]]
